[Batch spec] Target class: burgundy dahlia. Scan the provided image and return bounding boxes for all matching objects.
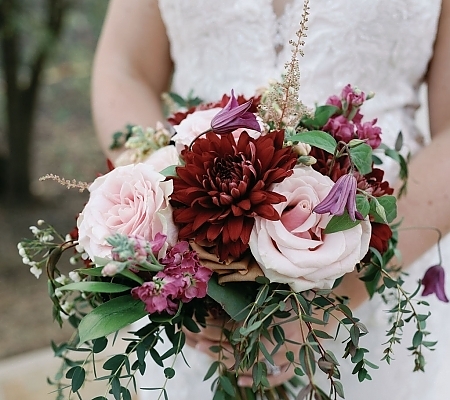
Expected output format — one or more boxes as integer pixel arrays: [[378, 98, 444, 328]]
[[170, 130, 297, 261]]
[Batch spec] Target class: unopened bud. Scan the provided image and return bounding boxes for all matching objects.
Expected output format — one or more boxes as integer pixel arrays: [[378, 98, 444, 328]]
[[102, 262, 119, 277], [348, 139, 366, 148], [297, 155, 317, 166], [292, 142, 311, 156]]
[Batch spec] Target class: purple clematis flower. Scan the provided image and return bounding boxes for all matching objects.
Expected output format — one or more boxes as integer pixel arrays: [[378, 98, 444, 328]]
[[421, 264, 449, 303], [211, 89, 261, 135], [313, 173, 364, 222]]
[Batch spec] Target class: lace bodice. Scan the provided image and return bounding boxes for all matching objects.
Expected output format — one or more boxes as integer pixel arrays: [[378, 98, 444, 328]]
[[136, 2, 447, 399], [159, 0, 440, 171]]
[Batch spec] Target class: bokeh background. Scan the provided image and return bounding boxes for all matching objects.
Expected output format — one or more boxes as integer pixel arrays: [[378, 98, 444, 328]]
[[0, 0, 108, 360]]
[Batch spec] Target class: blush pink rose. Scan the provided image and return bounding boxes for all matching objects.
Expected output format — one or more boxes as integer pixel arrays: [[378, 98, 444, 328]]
[[172, 108, 222, 153], [172, 108, 262, 154], [77, 163, 178, 261], [142, 145, 180, 172], [249, 166, 371, 291]]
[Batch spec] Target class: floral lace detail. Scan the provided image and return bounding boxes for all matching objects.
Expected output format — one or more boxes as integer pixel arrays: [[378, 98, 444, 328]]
[[159, 0, 440, 180]]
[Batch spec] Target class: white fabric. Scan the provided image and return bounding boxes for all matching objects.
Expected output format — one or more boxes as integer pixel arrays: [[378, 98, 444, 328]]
[[135, 1, 449, 399]]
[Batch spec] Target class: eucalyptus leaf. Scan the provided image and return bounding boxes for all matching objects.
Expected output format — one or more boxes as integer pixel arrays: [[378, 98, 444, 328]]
[[289, 130, 338, 154], [59, 281, 131, 294], [78, 295, 147, 344]]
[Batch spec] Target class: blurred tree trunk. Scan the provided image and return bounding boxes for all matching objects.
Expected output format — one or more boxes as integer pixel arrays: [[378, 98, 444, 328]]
[[0, 0, 71, 202]]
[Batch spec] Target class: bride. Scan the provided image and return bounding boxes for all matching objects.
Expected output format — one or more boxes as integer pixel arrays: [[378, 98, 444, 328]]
[[90, 1, 450, 399]]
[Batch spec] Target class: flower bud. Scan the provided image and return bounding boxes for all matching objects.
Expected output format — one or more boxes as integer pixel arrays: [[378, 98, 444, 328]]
[[292, 142, 312, 156]]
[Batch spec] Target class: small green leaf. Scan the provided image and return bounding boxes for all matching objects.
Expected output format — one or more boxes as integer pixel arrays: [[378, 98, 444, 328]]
[[78, 296, 147, 344], [207, 274, 252, 321], [324, 213, 360, 234], [103, 354, 126, 371], [59, 281, 131, 293], [93, 337, 108, 353], [68, 366, 85, 393], [395, 131, 404, 151], [239, 320, 262, 336], [299, 105, 339, 129], [219, 375, 236, 397], [413, 331, 423, 348], [182, 315, 201, 333], [160, 164, 178, 177], [289, 130, 338, 154], [350, 325, 360, 347], [371, 195, 397, 223], [204, 361, 221, 381], [164, 367, 176, 379], [334, 381, 345, 399], [349, 143, 372, 175]]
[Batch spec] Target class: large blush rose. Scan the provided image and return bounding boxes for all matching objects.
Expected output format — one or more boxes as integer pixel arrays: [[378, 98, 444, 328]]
[[249, 166, 371, 291], [142, 145, 180, 172], [172, 108, 262, 154], [77, 163, 178, 261]]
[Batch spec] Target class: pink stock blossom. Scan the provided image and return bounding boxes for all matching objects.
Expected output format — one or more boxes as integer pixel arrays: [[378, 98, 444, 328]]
[[357, 119, 382, 149], [323, 115, 355, 143], [132, 241, 212, 314], [131, 278, 179, 314], [341, 84, 365, 109]]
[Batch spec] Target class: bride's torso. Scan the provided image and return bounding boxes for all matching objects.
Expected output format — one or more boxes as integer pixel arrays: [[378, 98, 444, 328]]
[[158, 0, 441, 158], [137, 2, 447, 399]]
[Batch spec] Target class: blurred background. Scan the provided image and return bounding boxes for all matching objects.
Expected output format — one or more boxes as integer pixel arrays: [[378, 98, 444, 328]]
[[0, 0, 108, 361]]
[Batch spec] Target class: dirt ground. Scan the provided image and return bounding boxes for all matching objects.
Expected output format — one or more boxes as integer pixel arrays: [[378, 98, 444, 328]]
[[0, 122, 105, 360]]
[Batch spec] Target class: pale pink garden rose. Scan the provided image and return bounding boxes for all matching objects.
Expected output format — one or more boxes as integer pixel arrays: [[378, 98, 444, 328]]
[[171, 108, 262, 154], [172, 108, 221, 153], [249, 166, 371, 292], [77, 163, 178, 262], [115, 144, 180, 172], [142, 145, 180, 172]]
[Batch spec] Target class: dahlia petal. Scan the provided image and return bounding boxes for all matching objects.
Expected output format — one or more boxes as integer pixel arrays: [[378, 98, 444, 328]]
[[206, 223, 222, 241], [227, 217, 244, 241]]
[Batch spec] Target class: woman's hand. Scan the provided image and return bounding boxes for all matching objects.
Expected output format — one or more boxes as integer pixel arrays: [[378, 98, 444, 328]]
[[183, 315, 305, 388]]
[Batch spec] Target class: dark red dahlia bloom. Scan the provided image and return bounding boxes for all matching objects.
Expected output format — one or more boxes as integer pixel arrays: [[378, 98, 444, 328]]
[[356, 168, 394, 197], [170, 130, 297, 261], [309, 147, 352, 181], [369, 222, 392, 254]]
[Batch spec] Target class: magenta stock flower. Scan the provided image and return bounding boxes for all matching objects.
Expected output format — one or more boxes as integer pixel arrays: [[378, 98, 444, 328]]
[[357, 119, 382, 149], [131, 278, 179, 314], [132, 241, 213, 314], [313, 173, 364, 222], [211, 89, 261, 134], [421, 265, 449, 303]]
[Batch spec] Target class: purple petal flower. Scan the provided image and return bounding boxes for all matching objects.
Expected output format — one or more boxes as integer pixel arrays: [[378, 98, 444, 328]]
[[421, 264, 449, 303], [211, 89, 261, 135], [313, 173, 364, 222]]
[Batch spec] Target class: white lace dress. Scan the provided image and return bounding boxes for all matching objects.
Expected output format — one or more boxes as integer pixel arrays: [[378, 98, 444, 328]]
[[136, 1, 450, 399]]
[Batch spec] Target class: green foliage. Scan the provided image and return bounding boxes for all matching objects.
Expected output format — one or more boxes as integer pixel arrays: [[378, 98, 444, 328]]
[[288, 130, 338, 154], [78, 296, 147, 344]]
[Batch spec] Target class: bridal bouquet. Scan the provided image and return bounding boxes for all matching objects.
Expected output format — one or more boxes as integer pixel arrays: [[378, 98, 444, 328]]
[[18, 8, 438, 400]]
